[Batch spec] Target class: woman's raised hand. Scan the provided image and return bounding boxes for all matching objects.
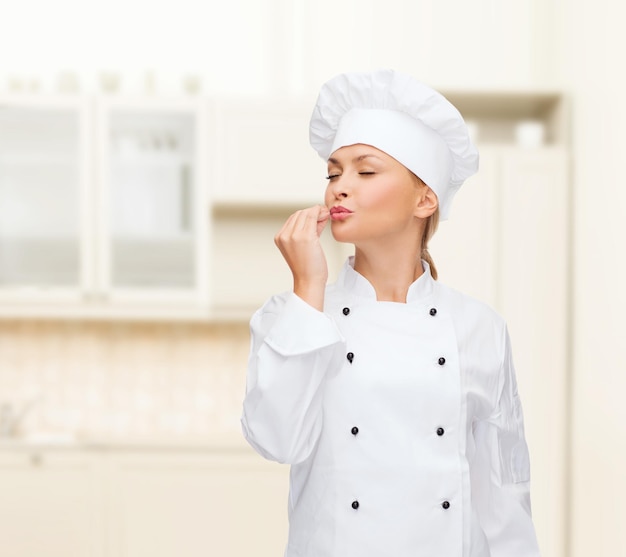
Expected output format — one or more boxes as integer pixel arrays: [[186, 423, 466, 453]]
[[274, 205, 330, 311]]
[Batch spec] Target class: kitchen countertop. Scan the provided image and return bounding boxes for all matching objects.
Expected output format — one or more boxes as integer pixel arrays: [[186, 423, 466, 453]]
[[0, 433, 251, 452]]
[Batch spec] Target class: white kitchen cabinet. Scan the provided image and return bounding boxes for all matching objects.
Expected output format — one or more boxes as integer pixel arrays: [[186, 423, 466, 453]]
[[428, 145, 500, 305], [497, 147, 569, 557], [0, 449, 103, 557], [211, 207, 352, 316], [0, 96, 92, 303], [211, 99, 326, 207], [0, 96, 209, 319], [0, 445, 289, 557], [105, 449, 289, 557], [94, 98, 209, 310]]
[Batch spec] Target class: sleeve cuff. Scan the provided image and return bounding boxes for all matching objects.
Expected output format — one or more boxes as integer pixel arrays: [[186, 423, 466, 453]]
[[264, 293, 344, 356]]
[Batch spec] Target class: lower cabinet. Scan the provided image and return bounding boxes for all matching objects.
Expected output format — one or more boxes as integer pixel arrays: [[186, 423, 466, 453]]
[[0, 450, 103, 557], [0, 446, 289, 557], [105, 450, 289, 557]]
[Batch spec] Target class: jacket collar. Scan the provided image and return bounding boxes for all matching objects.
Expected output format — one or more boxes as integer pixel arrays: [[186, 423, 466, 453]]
[[336, 256, 435, 303]]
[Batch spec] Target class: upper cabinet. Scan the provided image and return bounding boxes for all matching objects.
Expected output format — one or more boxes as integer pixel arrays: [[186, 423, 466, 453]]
[[0, 97, 91, 302], [94, 98, 209, 311], [211, 100, 326, 208], [0, 91, 568, 321], [0, 96, 209, 319]]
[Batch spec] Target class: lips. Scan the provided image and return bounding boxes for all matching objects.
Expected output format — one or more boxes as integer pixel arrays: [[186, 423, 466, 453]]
[[330, 206, 353, 215], [330, 206, 353, 221]]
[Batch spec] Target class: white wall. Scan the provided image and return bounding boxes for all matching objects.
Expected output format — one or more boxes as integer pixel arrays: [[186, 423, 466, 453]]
[[0, 0, 547, 95]]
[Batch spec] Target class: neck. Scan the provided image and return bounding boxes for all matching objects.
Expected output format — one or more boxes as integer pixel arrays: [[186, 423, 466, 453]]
[[353, 239, 424, 303]]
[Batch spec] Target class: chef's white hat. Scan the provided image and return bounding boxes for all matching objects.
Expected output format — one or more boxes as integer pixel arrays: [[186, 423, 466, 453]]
[[309, 69, 479, 220]]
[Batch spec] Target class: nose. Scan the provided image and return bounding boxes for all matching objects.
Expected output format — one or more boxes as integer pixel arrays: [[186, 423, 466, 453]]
[[327, 176, 349, 200]]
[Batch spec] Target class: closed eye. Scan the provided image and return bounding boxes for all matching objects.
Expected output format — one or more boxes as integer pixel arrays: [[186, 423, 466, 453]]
[[326, 174, 341, 180]]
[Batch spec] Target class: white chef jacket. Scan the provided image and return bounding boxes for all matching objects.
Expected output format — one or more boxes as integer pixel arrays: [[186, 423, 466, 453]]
[[241, 258, 540, 557]]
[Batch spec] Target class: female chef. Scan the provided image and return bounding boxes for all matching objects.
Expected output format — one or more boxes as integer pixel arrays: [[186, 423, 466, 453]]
[[241, 69, 541, 557]]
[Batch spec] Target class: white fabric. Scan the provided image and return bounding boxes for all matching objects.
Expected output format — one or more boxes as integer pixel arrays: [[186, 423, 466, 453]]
[[309, 70, 479, 219], [330, 108, 453, 193], [242, 258, 540, 557]]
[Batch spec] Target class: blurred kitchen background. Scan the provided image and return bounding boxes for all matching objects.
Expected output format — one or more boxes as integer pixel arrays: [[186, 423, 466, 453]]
[[0, 0, 624, 555]]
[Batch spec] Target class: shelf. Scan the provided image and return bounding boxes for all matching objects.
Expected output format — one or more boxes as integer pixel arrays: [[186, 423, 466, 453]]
[[0, 300, 252, 323], [0, 154, 76, 165], [440, 89, 562, 119], [212, 201, 320, 217]]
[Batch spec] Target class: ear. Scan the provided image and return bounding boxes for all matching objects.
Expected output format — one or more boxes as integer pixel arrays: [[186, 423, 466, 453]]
[[414, 186, 439, 219]]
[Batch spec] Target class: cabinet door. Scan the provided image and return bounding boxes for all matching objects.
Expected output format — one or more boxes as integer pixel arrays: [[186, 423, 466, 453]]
[[211, 209, 353, 315], [211, 100, 327, 207], [498, 147, 569, 557], [106, 449, 289, 557], [428, 146, 499, 306], [95, 99, 209, 307], [0, 98, 92, 302], [0, 450, 103, 557]]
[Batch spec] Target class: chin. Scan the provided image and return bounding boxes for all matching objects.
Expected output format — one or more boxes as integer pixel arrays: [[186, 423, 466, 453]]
[[330, 227, 355, 244]]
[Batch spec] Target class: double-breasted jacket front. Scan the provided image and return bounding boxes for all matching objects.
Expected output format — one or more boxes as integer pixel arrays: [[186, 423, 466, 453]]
[[241, 258, 540, 557]]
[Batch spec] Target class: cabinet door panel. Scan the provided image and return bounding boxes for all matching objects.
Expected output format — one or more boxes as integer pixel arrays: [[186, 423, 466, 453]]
[[108, 113, 195, 289], [498, 147, 568, 557], [96, 99, 209, 306], [212, 101, 326, 206], [429, 146, 499, 306], [211, 212, 351, 312], [0, 103, 87, 293], [0, 451, 101, 557], [108, 450, 289, 557]]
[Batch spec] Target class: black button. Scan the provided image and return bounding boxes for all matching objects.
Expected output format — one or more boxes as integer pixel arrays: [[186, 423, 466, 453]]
[[351, 426, 359, 436], [438, 357, 446, 366], [442, 501, 450, 510], [436, 427, 445, 436], [343, 307, 350, 316], [347, 352, 354, 363], [351, 500, 360, 510], [429, 308, 437, 316]]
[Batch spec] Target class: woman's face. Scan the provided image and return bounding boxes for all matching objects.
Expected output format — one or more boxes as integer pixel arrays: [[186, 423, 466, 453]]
[[324, 144, 434, 246]]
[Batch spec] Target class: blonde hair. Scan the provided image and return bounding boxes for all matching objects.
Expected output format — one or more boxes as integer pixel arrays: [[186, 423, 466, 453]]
[[421, 209, 440, 280], [410, 171, 440, 280]]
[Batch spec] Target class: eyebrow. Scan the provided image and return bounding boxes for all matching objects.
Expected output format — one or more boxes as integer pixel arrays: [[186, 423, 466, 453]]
[[327, 154, 383, 165]]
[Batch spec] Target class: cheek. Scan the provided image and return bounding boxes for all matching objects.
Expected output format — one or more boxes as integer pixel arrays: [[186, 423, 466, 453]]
[[360, 183, 401, 209], [324, 185, 333, 205]]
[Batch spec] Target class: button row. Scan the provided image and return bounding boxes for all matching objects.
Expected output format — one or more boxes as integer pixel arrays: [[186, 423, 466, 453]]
[[346, 351, 445, 367], [342, 307, 439, 317], [350, 500, 451, 510], [342, 303, 447, 514], [349, 426, 446, 436]]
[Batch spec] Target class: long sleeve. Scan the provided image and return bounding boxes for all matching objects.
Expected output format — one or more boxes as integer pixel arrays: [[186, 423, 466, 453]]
[[470, 325, 541, 557], [241, 292, 345, 464]]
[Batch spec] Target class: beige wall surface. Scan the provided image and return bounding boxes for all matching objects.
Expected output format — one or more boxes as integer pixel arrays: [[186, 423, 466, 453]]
[[557, 2, 626, 556], [0, 321, 250, 440]]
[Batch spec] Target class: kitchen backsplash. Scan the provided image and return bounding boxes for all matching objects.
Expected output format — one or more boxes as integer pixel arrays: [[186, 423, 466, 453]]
[[0, 320, 250, 440]]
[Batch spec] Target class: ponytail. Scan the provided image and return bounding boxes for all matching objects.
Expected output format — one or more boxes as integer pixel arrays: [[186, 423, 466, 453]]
[[409, 171, 441, 280], [421, 209, 440, 280]]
